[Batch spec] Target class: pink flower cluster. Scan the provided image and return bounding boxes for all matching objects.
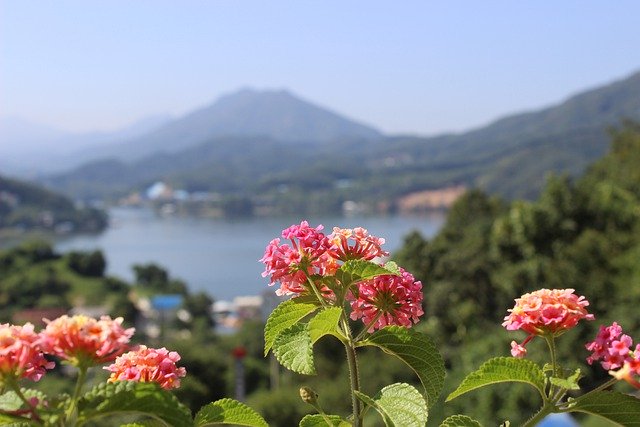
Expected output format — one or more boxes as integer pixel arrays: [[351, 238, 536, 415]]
[[503, 289, 594, 358], [40, 315, 134, 366], [260, 221, 333, 296], [586, 322, 640, 388], [350, 269, 423, 332], [261, 221, 424, 331], [0, 315, 187, 391], [0, 323, 54, 382], [105, 345, 186, 390]]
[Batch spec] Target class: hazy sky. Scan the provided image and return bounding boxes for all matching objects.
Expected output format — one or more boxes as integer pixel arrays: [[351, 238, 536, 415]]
[[1, 1, 639, 136]]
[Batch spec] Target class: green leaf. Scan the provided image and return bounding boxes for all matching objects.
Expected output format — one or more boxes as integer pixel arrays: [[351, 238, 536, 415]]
[[439, 415, 483, 427], [0, 413, 34, 426], [383, 261, 401, 276], [299, 414, 351, 426], [120, 423, 165, 427], [0, 392, 24, 411], [309, 307, 344, 344], [273, 323, 316, 375], [446, 357, 546, 402], [264, 299, 319, 356], [194, 398, 268, 427], [570, 391, 640, 426], [361, 326, 445, 407], [335, 260, 397, 288], [549, 368, 582, 391], [77, 381, 192, 427], [355, 383, 428, 427]]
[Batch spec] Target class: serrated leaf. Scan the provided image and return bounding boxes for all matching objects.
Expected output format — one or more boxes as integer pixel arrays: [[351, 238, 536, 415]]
[[264, 299, 319, 356], [335, 260, 398, 288], [569, 391, 640, 426], [273, 323, 316, 375], [439, 415, 483, 427], [0, 392, 24, 411], [309, 307, 344, 344], [194, 398, 268, 427], [355, 383, 428, 427], [446, 357, 546, 402], [77, 381, 192, 427], [360, 326, 445, 407], [299, 414, 351, 426]]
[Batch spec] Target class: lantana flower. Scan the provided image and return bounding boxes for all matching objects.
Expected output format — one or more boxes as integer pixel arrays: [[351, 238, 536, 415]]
[[260, 221, 332, 296], [0, 323, 54, 384], [349, 268, 424, 332], [327, 227, 389, 262], [503, 288, 594, 358], [105, 345, 186, 390], [40, 315, 134, 367], [586, 322, 640, 388]]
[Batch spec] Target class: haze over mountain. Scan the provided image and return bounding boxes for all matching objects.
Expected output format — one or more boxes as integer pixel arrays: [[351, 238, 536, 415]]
[[0, 114, 172, 176], [45, 69, 640, 213]]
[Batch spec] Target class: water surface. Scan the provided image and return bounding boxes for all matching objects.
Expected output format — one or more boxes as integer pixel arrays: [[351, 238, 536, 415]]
[[56, 208, 446, 301]]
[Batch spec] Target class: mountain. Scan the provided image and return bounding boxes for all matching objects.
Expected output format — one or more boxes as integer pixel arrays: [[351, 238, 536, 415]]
[[46, 70, 640, 212], [82, 88, 383, 162]]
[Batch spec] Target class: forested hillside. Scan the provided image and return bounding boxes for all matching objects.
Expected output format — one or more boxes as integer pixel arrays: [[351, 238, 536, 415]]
[[394, 122, 640, 424], [0, 174, 107, 233]]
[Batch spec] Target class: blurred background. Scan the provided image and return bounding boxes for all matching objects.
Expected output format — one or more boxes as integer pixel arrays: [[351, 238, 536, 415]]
[[1, 1, 640, 425]]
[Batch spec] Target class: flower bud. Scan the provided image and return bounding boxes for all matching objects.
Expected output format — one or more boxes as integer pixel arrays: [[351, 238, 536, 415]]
[[299, 386, 318, 405]]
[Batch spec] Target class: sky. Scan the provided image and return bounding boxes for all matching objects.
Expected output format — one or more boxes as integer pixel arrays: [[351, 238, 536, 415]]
[[1, 1, 639, 136]]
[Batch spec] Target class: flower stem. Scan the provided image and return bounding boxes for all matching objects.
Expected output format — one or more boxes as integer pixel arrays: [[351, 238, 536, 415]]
[[340, 316, 362, 427], [522, 403, 554, 427], [306, 277, 328, 308], [545, 336, 559, 399], [344, 341, 361, 427], [353, 312, 382, 343], [66, 365, 88, 424]]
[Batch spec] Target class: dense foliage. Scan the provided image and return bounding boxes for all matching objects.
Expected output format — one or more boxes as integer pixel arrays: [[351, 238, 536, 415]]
[[394, 122, 640, 425], [0, 174, 107, 233]]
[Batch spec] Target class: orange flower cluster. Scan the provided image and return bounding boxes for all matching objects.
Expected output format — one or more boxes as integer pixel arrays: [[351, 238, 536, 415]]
[[40, 315, 134, 367]]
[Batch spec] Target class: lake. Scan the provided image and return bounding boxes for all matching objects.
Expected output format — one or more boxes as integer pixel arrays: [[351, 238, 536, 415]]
[[55, 208, 446, 301]]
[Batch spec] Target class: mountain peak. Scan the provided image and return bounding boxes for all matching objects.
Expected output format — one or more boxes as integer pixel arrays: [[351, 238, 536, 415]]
[[103, 87, 383, 161]]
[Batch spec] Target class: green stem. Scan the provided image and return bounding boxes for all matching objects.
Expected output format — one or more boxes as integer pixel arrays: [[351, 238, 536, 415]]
[[66, 365, 88, 425], [344, 341, 362, 427], [522, 403, 554, 427], [306, 276, 328, 307], [353, 312, 382, 343], [545, 336, 559, 400], [339, 315, 362, 427]]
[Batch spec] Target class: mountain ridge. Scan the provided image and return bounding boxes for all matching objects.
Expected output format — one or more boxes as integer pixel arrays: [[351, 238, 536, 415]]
[[37, 68, 640, 212]]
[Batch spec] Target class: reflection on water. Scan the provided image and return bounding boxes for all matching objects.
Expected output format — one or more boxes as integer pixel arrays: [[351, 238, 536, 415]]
[[55, 208, 446, 301]]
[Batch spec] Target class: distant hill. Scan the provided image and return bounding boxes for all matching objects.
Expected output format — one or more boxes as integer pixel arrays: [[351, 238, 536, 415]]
[[83, 88, 383, 161], [0, 115, 172, 176], [0, 174, 107, 233], [46, 70, 640, 212]]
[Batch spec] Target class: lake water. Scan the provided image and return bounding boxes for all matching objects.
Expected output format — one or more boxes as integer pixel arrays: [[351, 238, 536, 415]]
[[55, 208, 446, 301]]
